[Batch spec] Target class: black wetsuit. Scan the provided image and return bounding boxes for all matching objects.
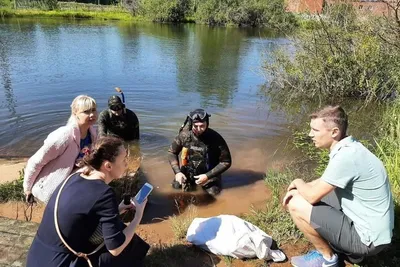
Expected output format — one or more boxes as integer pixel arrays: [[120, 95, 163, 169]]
[[98, 109, 140, 141], [168, 128, 232, 195]]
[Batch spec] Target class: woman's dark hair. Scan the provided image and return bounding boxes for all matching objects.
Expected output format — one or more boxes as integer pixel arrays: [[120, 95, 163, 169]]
[[82, 136, 124, 175]]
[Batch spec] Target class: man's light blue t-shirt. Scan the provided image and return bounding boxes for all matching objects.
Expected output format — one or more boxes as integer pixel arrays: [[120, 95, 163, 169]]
[[321, 136, 394, 246]]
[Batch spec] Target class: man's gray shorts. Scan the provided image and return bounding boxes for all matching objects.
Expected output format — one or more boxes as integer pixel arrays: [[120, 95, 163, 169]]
[[310, 191, 388, 258]]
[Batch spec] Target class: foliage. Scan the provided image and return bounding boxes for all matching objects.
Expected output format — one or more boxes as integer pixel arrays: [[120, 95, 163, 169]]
[[170, 204, 197, 240], [369, 101, 400, 267], [15, 0, 59, 10], [120, 0, 140, 15], [264, 4, 400, 107], [244, 170, 303, 245], [375, 101, 400, 195], [194, 0, 297, 28], [292, 129, 329, 177], [0, 0, 11, 8], [0, 169, 24, 203], [139, 0, 190, 22], [0, 8, 135, 20]]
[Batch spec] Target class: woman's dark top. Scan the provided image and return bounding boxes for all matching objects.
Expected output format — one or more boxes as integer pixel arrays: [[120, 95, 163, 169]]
[[26, 173, 126, 267]]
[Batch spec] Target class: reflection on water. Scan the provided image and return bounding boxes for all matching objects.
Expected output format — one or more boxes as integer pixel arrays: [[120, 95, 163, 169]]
[[0, 19, 297, 221], [0, 18, 288, 158]]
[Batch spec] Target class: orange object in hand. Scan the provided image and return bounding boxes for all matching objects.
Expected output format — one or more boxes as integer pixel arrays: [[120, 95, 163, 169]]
[[181, 147, 188, 166]]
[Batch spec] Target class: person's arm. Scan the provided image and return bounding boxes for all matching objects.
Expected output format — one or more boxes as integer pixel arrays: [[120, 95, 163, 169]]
[[287, 151, 357, 204], [287, 178, 335, 204], [97, 111, 108, 138], [96, 188, 147, 257], [111, 198, 147, 256], [129, 111, 140, 140], [167, 134, 184, 175], [23, 127, 70, 195], [205, 135, 232, 179], [307, 178, 320, 187]]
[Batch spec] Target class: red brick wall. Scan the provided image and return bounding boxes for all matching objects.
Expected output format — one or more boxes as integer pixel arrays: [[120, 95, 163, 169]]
[[286, 0, 324, 13], [352, 2, 390, 16], [287, 0, 393, 16]]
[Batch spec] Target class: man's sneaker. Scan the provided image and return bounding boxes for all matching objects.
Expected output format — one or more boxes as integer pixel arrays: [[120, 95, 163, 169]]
[[291, 250, 339, 267]]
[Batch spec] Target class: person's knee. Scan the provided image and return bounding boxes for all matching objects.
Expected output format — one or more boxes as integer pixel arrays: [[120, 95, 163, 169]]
[[205, 185, 221, 196], [287, 195, 312, 221]]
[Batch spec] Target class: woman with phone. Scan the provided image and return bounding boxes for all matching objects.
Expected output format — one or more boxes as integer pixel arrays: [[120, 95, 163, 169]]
[[26, 136, 150, 267]]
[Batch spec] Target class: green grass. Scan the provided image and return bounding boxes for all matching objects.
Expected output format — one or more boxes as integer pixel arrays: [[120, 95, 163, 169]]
[[221, 255, 234, 266], [0, 7, 142, 20], [243, 170, 303, 245], [170, 204, 198, 240], [371, 102, 400, 267]]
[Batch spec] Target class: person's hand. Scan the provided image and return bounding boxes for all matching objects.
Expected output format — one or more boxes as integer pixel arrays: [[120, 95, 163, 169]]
[[287, 179, 302, 192], [25, 191, 35, 205], [131, 197, 148, 218], [194, 174, 208, 185], [282, 189, 298, 208], [175, 172, 187, 185], [118, 199, 134, 214]]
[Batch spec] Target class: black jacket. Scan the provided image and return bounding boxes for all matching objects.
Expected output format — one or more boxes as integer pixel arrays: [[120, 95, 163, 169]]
[[98, 109, 139, 141], [168, 128, 232, 179]]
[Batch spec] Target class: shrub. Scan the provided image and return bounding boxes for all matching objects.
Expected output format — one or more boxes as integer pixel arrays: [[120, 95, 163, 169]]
[[264, 4, 400, 107], [194, 0, 297, 28], [139, 0, 190, 22]]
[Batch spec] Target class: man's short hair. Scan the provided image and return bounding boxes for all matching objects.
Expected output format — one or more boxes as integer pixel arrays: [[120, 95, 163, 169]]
[[310, 105, 348, 138]]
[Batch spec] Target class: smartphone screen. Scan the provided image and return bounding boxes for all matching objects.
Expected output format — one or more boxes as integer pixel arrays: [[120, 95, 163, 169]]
[[134, 183, 153, 204]]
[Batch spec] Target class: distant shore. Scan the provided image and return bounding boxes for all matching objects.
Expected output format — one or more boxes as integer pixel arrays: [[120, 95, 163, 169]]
[[0, 158, 26, 184]]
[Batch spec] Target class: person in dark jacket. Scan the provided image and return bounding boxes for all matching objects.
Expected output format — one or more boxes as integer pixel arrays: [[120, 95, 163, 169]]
[[98, 95, 139, 141], [168, 108, 232, 196], [26, 136, 149, 267]]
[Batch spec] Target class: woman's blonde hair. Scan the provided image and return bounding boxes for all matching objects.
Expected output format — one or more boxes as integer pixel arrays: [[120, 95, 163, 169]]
[[67, 95, 97, 125]]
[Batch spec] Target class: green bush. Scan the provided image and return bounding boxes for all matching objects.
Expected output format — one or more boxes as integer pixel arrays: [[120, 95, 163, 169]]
[[194, 0, 296, 28], [139, 0, 190, 22], [244, 170, 302, 244], [0, 170, 24, 203], [264, 4, 400, 107], [0, 0, 11, 7], [15, 0, 58, 10]]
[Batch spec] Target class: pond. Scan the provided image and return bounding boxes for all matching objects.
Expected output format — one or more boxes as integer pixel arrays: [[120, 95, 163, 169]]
[[0, 18, 294, 219]]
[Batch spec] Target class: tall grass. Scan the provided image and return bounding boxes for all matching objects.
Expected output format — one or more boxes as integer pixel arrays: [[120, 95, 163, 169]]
[[376, 102, 400, 194], [170, 204, 197, 240], [370, 101, 400, 267], [244, 170, 302, 245], [0, 8, 135, 20], [264, 4, 400, 108]]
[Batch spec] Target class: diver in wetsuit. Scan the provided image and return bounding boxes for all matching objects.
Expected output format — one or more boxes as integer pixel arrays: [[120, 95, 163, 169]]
[[168, 109, 232, 196], [98, 95, 140, 141]]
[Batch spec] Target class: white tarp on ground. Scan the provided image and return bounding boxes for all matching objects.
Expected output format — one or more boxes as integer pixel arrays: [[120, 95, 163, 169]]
[[186, 215, 286, 262]]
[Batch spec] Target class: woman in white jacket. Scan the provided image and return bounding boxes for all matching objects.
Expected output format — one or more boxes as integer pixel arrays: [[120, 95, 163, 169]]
[[23, 95, 98, 204]]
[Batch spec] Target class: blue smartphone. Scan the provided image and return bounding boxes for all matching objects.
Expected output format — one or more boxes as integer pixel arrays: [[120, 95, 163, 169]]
[[134, 183, 153, 204]]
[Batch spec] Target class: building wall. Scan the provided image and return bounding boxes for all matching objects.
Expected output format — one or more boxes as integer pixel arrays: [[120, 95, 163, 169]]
[[352, 2, 390, 16], [287, 0, 393, 16], [286, 0, 324, 13]]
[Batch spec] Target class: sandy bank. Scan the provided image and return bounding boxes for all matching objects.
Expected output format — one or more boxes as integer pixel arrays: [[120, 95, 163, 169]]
[[0, 158, 27, 184]]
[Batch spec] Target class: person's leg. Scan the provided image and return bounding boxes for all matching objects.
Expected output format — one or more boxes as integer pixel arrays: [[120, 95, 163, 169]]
[[97, 234, 150, 267], [309, 191, 389, 265], [287, 194, 335, 259], [202, 176, 222, 196]]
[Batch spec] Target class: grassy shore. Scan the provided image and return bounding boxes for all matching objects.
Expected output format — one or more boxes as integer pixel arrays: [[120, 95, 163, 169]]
[[0, 7, 139, 20]]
